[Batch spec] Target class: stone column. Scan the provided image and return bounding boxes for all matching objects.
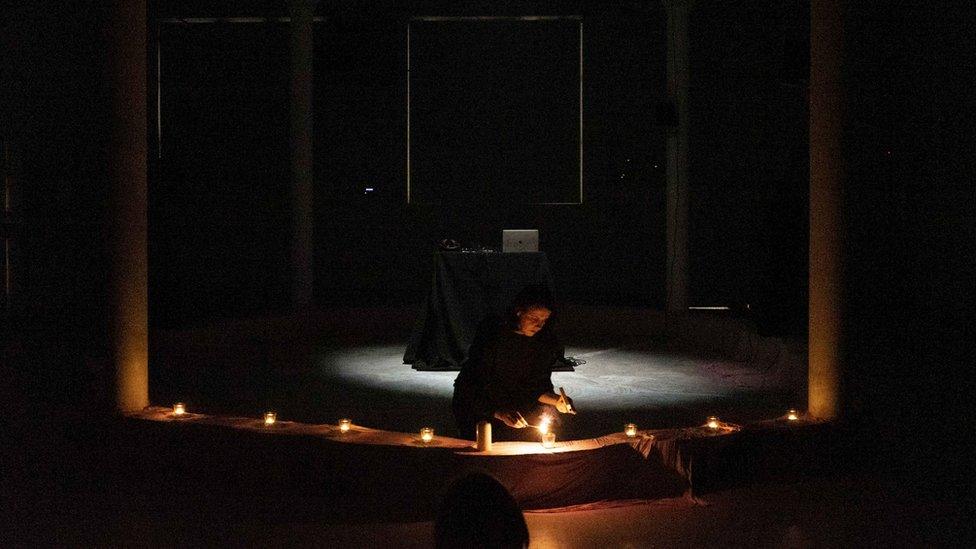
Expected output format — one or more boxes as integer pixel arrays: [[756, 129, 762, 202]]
[[107, 0, 149, 412], [808, 0, 844, 420], [665, 0, 691, 313], [289, 0, 315, 310]]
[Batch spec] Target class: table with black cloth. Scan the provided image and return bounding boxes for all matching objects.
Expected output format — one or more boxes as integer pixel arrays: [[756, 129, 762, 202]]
[[404, 251, 566, 371]]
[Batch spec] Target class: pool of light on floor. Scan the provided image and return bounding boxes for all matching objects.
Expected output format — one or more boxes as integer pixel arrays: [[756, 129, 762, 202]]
[[317, 344, 736, 411]]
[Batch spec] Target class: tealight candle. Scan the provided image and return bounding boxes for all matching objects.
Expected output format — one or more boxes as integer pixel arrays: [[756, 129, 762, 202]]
[[264, 412, 276, 426], [707, 416, 720, 430], [542, 432, 556, 449], [787, 409, 799, 421], [624, 423, 638, 437], [338, 418, 352, 433], [173, 403, 186, 416], [420, 427, 434, 443]]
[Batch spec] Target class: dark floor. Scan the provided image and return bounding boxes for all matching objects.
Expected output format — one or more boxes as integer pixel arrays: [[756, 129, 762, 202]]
[[4, 307, 967, 547], [3, 467, 968, 548]]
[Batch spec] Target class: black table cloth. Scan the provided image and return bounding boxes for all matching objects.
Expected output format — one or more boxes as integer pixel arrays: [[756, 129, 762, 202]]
[[404, 251, 561, 371]]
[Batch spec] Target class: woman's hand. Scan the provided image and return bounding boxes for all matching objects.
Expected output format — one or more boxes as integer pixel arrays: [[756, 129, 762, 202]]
[[538, 391, 577, 414], [493, 410, 529, 428], [556, 394, 576, 414]]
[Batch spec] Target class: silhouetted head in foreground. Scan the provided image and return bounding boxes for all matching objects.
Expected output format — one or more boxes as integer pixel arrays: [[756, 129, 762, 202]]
[[435, 473, 529, 549]]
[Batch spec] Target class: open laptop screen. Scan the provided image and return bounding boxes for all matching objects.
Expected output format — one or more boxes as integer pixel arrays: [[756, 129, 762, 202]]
[[502, 230, 539, 252]]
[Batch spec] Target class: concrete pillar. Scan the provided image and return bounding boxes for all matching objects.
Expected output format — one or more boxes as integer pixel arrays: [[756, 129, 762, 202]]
[[289, 0, 315, 310], [107, 0, 149, 412], [808, 0, 844, 420], [665, 0, 691, 313]]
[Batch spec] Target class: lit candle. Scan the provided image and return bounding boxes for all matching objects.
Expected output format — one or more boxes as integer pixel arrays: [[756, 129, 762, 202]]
[[538, 416, 551, 435], [173, 403, 186, 416], [624, 423, 638, 437], [420, 427, 434, 443], [787, 409, 798, 421], [264, 412, 276, 426], [707, 416, 720, 430], [542, 432, 556, 449], [339, 418, 352, 433]]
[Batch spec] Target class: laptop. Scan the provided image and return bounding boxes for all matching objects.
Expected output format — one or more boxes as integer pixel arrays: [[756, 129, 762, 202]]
[[502, 230, 539, 253]]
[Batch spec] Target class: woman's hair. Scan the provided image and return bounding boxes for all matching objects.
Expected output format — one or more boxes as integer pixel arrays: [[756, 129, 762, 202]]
[[435, 472, 529, 549], [508, 284, 554, 319], [511, 284, 553, 311]]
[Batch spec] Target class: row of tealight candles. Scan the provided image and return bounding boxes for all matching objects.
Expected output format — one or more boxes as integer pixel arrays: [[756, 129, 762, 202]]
[[169, 403, 436, 442], [170, 402, 801, 446]]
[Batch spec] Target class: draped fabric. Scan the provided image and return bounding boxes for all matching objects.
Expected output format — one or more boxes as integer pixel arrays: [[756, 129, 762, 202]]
[[454, 442, 687, 509], [129, 408, 827, 516], [404, 251, 561, 371]]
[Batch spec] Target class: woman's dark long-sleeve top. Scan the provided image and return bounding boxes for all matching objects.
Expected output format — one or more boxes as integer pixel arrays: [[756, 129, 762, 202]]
[[452, 327, 559, 429]]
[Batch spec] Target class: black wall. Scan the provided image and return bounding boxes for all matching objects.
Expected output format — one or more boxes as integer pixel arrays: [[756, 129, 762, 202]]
[[153, 22, 292, 324], [149, 1, 814, 331], [2, 1, 116, 412], [408, 19, 582, 204], [1, 1, 113, 344], [689, 1, 810, 335], [151, 2, 671, 327], [837, 2, 974, 485]]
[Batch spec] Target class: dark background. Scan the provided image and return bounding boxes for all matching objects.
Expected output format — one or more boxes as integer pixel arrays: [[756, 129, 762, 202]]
[[148, 0, 809, 334], [408, 18, 581, 205], [152, 3, 671, 327], [2, 0, 972, 487]]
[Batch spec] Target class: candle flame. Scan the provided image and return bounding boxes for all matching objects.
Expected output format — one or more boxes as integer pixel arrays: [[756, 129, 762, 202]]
[[538, 416, 551, 435]]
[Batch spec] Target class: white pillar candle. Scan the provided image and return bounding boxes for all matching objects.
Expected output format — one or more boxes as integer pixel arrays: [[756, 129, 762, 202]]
[[476, 420, 492, 452]]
